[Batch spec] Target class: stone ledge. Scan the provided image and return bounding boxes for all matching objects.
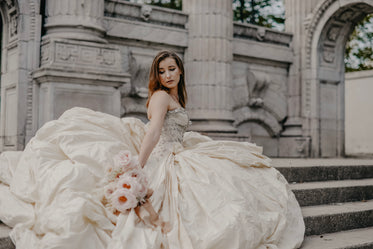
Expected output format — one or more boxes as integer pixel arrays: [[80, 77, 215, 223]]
[[301, 227, 373, 249], [302, 200, 373, 236], [33, 67, 130, 87], [104, 0, 187, 29], [233, 22, 292, 47], [291, 178, 373, 206]]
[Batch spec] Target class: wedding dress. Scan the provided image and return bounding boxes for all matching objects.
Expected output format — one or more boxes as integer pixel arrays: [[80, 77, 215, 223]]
[[0, 107, 304, 249]]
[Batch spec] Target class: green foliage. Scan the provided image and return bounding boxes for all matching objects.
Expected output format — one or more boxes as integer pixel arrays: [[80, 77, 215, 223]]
[[146, 0, 182, 10], [233, 0, 285, 30], [345, 14, 373, 72]]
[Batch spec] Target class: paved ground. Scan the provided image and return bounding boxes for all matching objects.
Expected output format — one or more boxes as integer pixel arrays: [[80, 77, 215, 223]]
[[272, 158, 373, 167]]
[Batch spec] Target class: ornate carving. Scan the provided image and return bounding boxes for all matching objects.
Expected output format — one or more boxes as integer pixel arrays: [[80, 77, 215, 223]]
[[40, 39, 122, 73], [256, 27, 266, 41], [246, 70, 269, 108], [52, 41, 120, 69], [5, 0, 14, 8], [338, 9, 354, 21], [326, 25, 341, 42], [141, 5, 152, 22], [128, 51, 152, 98], [322, 45, 335, 63], [233, 106, 282, 137], [295, 137, 310, 157], [305, 0, 337, 66], [9, 11, 18, 38]]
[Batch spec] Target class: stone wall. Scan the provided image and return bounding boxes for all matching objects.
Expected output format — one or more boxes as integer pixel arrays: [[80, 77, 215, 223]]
[[4, 0, 372, 157], [0, 0, 308, 157], [345, 70, 373, 157]]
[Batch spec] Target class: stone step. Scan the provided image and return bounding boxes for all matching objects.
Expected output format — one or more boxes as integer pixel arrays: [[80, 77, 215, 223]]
[[290, 178, 373, 206], [273, 159, 373, 183], [302, 200, 373, 236], [301, 227, 373, 249], [0, 224, 13, 249]]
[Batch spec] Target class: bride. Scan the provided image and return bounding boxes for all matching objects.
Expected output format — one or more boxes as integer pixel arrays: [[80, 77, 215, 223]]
[[0, 50, 305, 249]]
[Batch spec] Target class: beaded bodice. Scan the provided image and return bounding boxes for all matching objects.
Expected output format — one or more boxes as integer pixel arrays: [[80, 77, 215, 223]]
[[150, 107, 190, 160]]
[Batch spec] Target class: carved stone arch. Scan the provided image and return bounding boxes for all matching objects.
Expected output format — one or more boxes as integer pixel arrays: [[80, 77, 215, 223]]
[[233, 107, 282, 137], [303, 0, 373, 157]]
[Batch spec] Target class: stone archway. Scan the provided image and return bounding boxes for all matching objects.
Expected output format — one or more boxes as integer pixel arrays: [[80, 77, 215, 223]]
[[303, 0, 373, 157]]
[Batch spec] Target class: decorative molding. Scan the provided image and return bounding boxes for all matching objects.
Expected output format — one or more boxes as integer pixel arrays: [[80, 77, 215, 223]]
[[233, 106, 282, 137], [233, 22, 292, 47], [305, 0, 373, 67], [104, 0, 187, 29], [41, 38, 122, 72], [305, 0, 336, 67]]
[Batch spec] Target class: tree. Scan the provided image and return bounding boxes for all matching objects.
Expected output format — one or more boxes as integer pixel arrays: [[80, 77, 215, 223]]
[[233, 0, 285, 30], [126, 0, 182, 10], [345, 14, 373, 72], [146, 0, 182, 10]]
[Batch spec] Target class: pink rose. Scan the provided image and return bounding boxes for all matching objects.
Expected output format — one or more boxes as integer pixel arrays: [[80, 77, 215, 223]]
[[114, 150, 132, 167], [126, 169, 148, 198], [103, 182, 117, 199], [111, 188, 138, 212]]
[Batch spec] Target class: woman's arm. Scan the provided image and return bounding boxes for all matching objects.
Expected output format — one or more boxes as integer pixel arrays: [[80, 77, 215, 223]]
[[138, 91, 170, 167]]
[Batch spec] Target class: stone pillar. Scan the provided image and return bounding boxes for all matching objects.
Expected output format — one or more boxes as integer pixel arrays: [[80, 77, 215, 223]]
[[45, 0, 105, 42], [32, 0, 130, 129], [183, 0, 236, 133], [282, 0, 318, 136]]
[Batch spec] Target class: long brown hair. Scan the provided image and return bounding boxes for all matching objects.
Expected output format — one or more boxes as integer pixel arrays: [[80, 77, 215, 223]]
[[146, 50, 187, 108]]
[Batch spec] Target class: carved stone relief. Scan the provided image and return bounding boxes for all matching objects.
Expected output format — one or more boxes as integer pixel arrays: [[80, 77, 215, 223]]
[[233, 68, 285, 138], [326, 25, 341, 42], [9, 11, 17, 38], [246, 70, 271, 108], [141, 5, 152, 22], [322, 45, 336, 63], [41, 38, 122, 72], [120, 50, 154, 118], [128, 50, 152, 98]]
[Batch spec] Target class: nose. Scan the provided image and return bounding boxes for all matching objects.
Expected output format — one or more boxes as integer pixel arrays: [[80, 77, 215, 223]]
[[166, 71, 170, 78]]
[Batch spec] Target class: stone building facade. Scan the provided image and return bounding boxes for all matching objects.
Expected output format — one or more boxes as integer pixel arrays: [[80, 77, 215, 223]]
[[0, 0, 372, 157]]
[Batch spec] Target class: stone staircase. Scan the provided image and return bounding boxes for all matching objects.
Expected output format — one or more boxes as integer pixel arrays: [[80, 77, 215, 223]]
[[273, 159, 373, 249], [1, 159, 372, 249]]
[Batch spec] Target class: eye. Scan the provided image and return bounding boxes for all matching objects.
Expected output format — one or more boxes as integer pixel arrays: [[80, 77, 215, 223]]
[[170, 68, 175, 71], [159, 71, 165, 74]]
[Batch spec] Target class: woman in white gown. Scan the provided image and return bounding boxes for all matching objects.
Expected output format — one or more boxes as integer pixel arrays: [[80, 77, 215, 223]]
[[0, 51, 304, 249]]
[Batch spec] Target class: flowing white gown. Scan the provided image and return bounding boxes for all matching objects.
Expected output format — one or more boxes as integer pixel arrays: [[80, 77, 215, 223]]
[[0, 107, 304, 249]]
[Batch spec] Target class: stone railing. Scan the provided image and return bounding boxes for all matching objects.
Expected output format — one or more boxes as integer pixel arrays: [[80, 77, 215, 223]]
[[233, 22, 292, 47], [104, 0, 188, 29]]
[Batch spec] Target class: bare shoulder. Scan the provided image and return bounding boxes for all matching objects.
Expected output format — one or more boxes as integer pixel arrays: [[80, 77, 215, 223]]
[[149, 90, 170, 106], [151, 90, 170, 99], [147, 90, 170, 119]]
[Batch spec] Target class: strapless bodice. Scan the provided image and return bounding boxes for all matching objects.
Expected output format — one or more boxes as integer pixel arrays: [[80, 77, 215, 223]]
[[150, 107, 190, 160]]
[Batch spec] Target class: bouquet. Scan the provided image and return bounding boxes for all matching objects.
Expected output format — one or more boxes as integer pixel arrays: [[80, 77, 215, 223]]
[[103, 150, 149, 213], [103, 150, 170, 233]]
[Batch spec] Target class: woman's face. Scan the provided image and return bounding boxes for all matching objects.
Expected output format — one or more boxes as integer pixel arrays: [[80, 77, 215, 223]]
[[158, 57, 181, 90]]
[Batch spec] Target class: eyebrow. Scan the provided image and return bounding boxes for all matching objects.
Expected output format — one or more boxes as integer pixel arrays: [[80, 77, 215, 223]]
[[159, 65, 176, 70]]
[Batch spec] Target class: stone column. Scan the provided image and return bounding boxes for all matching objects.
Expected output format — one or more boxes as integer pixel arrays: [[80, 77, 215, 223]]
[[32, 0, 130, 129], [45, 0, 105, 42], [282, 0, 308, 137], [183, 0, 236, 133]]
